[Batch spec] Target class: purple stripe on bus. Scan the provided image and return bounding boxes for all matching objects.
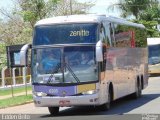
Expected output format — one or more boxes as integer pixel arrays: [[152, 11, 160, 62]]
[[34, 85, 76, 96]]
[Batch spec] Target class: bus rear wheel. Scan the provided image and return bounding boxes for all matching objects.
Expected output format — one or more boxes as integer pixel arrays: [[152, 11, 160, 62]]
[[133, 80, 142, 99], [48, 107, 59, 116]]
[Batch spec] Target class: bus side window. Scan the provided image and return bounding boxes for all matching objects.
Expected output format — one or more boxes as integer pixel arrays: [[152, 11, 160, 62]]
[[100, 23, 106, 42], [103, 22, 113, 47], [115, 25, 132, 47]]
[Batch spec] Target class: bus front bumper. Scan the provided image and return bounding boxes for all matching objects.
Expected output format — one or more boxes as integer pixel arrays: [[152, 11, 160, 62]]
[[33, 94, 100, 107]]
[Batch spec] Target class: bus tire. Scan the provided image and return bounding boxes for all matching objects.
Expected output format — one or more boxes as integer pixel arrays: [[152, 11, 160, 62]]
[[100, 88, 111, 111], [48, 107, 59, 116], [133, 79, 142, 99]]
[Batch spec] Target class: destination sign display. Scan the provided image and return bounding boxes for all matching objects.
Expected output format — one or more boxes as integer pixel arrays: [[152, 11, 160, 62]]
[[70, 30, 89, 37], [33, 23, 98, 45]]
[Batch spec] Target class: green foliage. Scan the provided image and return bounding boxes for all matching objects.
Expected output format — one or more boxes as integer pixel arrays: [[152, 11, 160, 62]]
[[115, 0, 159, 20], [0, 95, 33, 108], [0, 43, 6, 54], [0, 43, 7, 72], [21, 11, 37, 22], [18, 0, 50, 28], [17, 0, 94, 27], [0, 86, 32, 96], [0, 20, 32, 45], [139, 6, 160, 23], [134, 20, 160, 37], [134, 28, 147, 47], [116, 0, 151, 19], [112, 0, 160, 38]]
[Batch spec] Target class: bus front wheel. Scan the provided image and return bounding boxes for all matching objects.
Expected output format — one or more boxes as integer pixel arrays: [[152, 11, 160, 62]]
[[48, 107, 59, 116], [100, 89, 111, 111]]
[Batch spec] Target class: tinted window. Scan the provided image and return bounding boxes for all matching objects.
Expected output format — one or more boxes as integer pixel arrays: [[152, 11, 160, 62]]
[[33, 23, 98, 45], [148, 45, 160, 65], [112, 24, 147, 48]]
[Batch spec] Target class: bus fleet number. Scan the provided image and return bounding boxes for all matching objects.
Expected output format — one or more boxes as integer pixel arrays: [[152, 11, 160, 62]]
[[49, 89, 58, 94]]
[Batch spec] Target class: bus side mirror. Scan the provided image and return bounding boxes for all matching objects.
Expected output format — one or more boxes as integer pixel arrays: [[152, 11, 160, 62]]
[[96, 40, 103, 62], [20, 44, 31, 66]]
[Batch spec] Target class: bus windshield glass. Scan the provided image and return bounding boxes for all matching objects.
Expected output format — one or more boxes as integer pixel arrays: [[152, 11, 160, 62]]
[[32, 46, 98, 84], [148, 44, 160, 65], [33, 23, 98, 45]]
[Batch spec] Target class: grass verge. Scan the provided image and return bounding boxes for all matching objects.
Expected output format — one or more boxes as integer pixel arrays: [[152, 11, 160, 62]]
[[0, 94, 33, 109], [0, 86, 32, 96]]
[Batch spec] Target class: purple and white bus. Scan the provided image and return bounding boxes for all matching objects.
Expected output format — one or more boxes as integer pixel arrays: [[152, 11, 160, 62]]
[[20, 14, 148, 115]]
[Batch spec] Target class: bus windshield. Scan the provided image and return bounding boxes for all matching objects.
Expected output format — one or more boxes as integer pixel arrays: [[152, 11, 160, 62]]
[[32, 46, 98, 84], [148, 44, 160, 65], [33, 23, 98, 45]]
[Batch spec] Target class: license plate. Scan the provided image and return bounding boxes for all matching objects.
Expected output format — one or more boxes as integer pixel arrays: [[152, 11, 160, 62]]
[[59, 100, 70, 106]]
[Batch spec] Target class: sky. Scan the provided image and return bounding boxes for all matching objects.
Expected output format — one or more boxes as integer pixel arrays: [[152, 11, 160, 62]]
[[0, 0, 120, 19], [77, 0, 120, 16], [0, 0, 13, 10], [0, 0, 14, 20], [87, 0, 120, 16]]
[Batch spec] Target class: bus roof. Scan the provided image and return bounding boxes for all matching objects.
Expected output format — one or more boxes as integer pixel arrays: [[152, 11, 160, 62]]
[[147, 38, 160, 45], [35, 14, 145, 29], [35, 14, 105, 26]]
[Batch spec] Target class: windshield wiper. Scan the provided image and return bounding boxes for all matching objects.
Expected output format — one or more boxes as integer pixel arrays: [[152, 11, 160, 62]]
[[47, 62, 80, 84], [47, 63, 61, 84], [65, 63, 80, 83]]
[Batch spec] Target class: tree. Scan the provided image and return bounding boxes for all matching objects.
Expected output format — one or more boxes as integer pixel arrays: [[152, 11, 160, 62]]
[[139, 3, 160, 23], [111, 0, 157, 19], [16, 0, 59, 28], [134, 20, 160, 37], [0, 43, 7, 71], [16, 0, 94, 28], [53, 0, 94, 16], [109, 0, 160, 37], [0, 18, 32, 45]]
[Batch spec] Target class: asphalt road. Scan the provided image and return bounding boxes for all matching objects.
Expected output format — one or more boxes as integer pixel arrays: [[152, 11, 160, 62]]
[[1, 77, 160, 120]]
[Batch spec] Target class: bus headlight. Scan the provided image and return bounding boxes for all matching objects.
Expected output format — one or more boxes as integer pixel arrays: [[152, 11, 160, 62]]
[[82, 90, 98, 95], [33, 92, 47, 97]]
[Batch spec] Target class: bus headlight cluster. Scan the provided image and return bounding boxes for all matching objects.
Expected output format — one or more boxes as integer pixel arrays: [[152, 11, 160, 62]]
[[82, 90, 98, 95], [33, 92, 47, 97]]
